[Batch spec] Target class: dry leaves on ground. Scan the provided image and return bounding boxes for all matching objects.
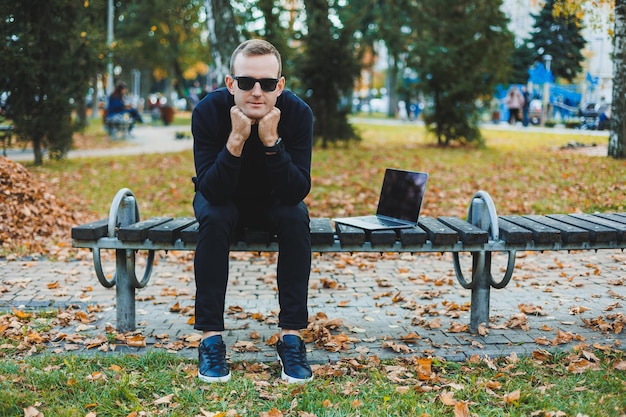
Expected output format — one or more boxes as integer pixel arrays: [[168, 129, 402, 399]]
[[0, 157, 93, 256]]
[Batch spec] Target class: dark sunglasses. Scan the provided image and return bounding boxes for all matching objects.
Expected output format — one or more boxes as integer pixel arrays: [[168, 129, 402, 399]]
[[232, 76, 280, 92]]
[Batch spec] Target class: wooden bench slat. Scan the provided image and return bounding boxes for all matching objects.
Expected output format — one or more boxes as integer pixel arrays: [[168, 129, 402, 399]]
[[437, 216, 489, 244], [148, 218, 197, 242], [497, 217, 534, 244], [500, 215, 561, 243], [369, 229, 398, 247], [399, 226, 428, 246], [417, 216, 459, 245], [310, 218, 335, 246], [71, 219, 108, 240], [594, 213, 626, 226], [547, 214, 618, 243], [524, 215, 589, 244], [118, 217, 174, 241], [180, 222, 199, 244], [570, 214, 626, 242], [335, 223, 366, 246]]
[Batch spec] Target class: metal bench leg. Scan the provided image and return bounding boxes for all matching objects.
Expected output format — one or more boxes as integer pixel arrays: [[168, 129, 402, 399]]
[[452, 191, 517, 334], [108, 189, 140, 332], [469, 252, 490, 333], [115, 248, 136, 332]]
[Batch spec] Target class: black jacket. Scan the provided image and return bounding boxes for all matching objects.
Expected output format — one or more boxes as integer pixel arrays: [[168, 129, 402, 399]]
[[192, 87, 313, 206]]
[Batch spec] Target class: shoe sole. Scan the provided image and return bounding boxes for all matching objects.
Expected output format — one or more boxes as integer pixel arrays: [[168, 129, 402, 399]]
[[277, 354, 313, 384], [197, 370, 231, 383]]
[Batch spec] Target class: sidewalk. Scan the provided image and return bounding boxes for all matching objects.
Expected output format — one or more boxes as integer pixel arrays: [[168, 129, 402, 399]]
[[4, 124, 193, 163], [4, 117, 610, 163], [1, 249, 624, 363]]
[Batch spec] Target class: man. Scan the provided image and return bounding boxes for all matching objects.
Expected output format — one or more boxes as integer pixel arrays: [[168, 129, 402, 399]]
[[191, 39, 314, 384]]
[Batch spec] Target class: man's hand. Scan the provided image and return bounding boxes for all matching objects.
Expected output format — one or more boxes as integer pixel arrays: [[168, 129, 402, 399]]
[[257, 107, 281, 147], [226, 106, 254, 157]]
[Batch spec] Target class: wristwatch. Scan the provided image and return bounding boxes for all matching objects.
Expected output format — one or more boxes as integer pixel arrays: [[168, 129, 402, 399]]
[[264, 137, 284, 154]]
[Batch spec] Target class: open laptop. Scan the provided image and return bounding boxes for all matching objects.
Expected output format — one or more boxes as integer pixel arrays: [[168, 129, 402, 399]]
[[333, 168, 429, 231]]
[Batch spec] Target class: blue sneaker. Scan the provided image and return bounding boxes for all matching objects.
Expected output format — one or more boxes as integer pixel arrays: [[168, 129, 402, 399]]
[[276, 334, 313, 383], [198, 335, 231, 383]]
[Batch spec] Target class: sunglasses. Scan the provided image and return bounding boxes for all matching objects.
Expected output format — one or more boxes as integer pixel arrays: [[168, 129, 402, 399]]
[[232, 76, 280, 92]]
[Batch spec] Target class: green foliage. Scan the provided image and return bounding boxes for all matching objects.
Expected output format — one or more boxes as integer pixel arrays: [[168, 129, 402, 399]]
[[296, 0, 362, 147], [113, 0, 208, 97], [0, 0, 105, 165], [510, 42, 537, 84], [529, 0, 587, 82], [407, 0, 514, 145]]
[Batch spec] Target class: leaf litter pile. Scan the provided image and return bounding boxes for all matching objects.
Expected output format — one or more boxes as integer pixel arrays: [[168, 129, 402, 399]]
[[0, 157, 92, 257]]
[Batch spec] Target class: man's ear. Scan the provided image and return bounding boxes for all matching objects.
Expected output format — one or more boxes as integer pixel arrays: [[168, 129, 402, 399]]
[[225, 75, 235, 95], [276, 76, 285, 96]]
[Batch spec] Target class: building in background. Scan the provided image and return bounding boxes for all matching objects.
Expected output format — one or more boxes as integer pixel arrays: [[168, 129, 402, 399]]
[[502, 0, 614, 104]]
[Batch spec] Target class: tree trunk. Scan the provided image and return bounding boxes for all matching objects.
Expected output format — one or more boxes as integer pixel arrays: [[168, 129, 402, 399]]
[[204, 0, 241, 87], [32, 137, 43, 166], [386, 53, 399, 118], [608, 2, 625, 159]]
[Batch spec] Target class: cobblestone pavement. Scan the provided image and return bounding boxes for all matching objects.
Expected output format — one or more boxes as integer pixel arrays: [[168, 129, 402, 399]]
[[1, 119, 621, 363], [1, 249, 624, 364]]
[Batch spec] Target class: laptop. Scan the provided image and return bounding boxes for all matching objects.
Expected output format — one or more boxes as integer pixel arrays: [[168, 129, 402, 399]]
[[333, 168, 429, 231]]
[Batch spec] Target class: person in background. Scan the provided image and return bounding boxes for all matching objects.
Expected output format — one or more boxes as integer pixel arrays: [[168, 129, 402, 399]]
[[191, 39, 314, 384], [521, 86, 530, 127], [505, 85, 525, 125], [107, 81, 143, 129]]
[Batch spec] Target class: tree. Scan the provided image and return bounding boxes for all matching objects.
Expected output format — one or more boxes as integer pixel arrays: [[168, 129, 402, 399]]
[[408, 0, 514, 145], [297, 0, 361, 147], [510, 42, 537, 84], [205, 0, 241, 86], [552, 0, 623, 158], [608, 1, 625, 158], [529, 0, 586, 82], [0, 1, 104, 165], [114, 0, 209, 101]]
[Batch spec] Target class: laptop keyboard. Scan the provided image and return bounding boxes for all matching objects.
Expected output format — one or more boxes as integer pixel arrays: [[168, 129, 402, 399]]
[[362, 217, 406, 227]]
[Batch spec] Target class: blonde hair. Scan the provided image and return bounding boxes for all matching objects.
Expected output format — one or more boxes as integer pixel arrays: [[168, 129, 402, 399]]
[[229, 39, 282, 77]]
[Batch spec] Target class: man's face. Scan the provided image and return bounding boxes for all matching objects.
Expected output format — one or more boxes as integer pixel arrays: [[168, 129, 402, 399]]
[[226, 54, 285, 121]]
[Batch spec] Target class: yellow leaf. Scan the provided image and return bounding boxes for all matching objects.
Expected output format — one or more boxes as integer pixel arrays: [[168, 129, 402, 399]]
[[454, 401, 470, 417], [126, 334, 146, 347], [503, 389, 521, 404], [11, 305, 31, 319], [109, 364, 122, 372]]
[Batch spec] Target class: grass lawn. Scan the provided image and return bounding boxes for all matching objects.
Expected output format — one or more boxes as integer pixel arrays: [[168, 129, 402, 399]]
[[1, 117, 625, 416], [29, 117, 625, 226]]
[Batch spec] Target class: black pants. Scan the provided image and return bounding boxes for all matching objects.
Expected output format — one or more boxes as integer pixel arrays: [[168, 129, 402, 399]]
[[192, 192, 311, 332]]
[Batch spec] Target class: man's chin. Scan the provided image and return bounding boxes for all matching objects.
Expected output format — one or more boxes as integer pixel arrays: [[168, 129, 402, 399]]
[[242, 107, 269, 121]]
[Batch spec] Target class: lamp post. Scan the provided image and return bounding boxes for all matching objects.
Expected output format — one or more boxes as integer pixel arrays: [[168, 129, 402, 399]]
[[541, 54, 552, 126], [106, 0, 114, 101]]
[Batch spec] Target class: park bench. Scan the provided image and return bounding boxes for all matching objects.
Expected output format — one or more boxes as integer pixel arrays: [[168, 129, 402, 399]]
[[71, 188, 626, 333], [1, 124, 14, 157], [104, 114, 133, 140]]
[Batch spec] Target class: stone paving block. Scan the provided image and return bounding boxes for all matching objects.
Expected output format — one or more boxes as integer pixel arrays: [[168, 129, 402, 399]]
[[1, 249, 625, 364]]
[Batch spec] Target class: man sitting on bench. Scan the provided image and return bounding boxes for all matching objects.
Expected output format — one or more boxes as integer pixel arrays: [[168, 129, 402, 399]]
[[191, 39, 314, 384]]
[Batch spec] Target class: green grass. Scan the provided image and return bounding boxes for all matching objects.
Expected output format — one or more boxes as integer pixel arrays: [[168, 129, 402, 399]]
[[31, 120, 625, 223], [0, 349, 624, 416]]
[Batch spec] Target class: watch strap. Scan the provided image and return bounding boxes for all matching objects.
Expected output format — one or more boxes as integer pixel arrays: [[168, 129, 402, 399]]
[[264, 137, 284, 154]]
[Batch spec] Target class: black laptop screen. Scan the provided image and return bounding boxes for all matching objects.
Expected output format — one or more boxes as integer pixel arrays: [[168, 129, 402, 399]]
[[376, 169, 428, 222]]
